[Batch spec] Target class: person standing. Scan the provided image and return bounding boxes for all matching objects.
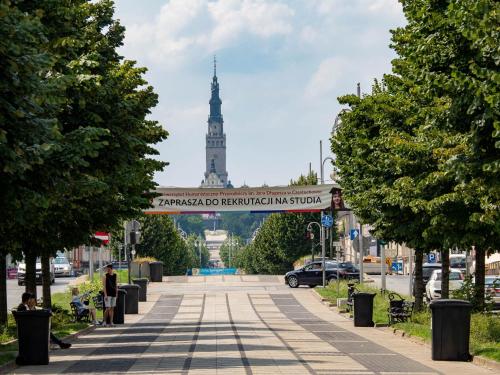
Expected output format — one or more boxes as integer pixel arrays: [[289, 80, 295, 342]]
[[102, 264, 117, 327]]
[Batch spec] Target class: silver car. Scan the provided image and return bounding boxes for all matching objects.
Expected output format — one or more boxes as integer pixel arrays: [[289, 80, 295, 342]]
[[53, 257, 72, 277]]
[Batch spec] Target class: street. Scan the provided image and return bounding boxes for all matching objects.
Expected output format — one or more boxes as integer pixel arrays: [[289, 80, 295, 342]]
[[11, 275, 494, 374], [369, 275, 412, 296], [6, 277, 76, 310]]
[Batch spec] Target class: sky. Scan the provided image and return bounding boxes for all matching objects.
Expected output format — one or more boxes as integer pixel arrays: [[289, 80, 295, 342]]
[[113, 0, 406, 187]]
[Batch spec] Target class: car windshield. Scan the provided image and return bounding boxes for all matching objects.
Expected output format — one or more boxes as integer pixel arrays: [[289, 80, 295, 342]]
[[435, 272, 462, 281], [54, 258, 69, 264], [450, 258, 466, 268], [423, 267, 440, 278], [485, 277, 499, 286]]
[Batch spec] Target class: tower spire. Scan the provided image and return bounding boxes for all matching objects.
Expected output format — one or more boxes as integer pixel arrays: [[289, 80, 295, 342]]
[[214, 55, 217, 77]]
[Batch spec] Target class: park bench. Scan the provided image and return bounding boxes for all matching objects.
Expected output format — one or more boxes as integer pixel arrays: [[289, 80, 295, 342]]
[[69, 302, 91, 323], [92, 293, 104, 311], [387, 292, 414, 325], [346, 283, 358, 312]]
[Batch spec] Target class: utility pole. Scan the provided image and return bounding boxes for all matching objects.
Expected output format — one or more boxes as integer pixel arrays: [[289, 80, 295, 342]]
[[380, 242, 386, 293], [358, 222, 364, 283]]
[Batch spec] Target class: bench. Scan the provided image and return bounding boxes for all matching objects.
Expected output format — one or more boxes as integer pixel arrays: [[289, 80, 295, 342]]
[[346, 283, 358, 312], [69, 302, 91, 323], [92, 294, 104, 311], [387, 292, 414, 325]]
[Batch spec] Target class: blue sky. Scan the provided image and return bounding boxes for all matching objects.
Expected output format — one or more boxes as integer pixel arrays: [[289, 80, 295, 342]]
[[113, 0, 406, 187]]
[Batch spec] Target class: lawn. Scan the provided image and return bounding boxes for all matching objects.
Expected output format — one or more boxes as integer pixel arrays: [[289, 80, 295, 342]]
[[316, 281, 500, 362]]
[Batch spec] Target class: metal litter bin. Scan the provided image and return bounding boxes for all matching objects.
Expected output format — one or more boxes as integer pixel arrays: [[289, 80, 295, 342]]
[[149, 261, 163, 282], [119, 284, 140, 314], [430, 299, 472, 361], [132, 278, 148, 302], [353, 292, 375, 327], [13, 309, 52, 365], [113, 288, 127, 324]]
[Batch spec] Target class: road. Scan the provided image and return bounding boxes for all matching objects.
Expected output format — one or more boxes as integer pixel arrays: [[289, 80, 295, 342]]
[[12, 275, 494, 374], [369, 274, 412, 296], [7, 277, 76, 309]]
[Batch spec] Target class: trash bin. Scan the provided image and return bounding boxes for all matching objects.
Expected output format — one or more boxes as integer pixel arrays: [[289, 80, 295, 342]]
[[132, 278, 148, 302], [430, 299, 472, 361], [149, 261, 163, 282], [119, 284, 140, 314], [113, 288, 127, 324], [353, 292, 375, 327], [13, 309, 52, 365]]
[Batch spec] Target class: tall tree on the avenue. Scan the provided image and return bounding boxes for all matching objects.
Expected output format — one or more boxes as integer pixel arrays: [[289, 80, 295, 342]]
[[0, 0, 61, 319], [0, 0, 168, 313], [390, 0, 500, 308]]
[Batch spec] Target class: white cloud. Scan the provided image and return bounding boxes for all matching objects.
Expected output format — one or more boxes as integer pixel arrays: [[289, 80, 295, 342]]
[[121, 0, 294, 67], [305, 57, 351, 99]]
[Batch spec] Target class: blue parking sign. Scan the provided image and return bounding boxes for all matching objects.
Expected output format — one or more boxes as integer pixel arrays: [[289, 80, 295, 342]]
[[350, 229, 359, 240], [321, 214, 334, 228], [428, 253, 436, 263]]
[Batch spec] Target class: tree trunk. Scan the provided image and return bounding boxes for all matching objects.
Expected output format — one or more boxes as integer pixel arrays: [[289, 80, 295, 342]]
[[41, 254, 52, 309], [0, 254, 7, 326], [474, 247, 485, 310], [414, 250, 424, 311], [441, 249, 450, 299], [25, 250, 37, 298]]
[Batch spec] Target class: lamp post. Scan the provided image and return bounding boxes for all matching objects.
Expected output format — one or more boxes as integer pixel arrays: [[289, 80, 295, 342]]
[[308, 221, 325, 287]]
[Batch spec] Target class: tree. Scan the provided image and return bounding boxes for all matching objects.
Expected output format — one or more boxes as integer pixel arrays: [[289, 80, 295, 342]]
[[136, 215, 191, 276], [15, 0, 167, 306], [390, 0, 500, 308], [0, 0, 62, 316], [332, 83, 443, 311], [219, 236, 243, 268], [236, 171, 322, 274], [186, 235, 210, 268]]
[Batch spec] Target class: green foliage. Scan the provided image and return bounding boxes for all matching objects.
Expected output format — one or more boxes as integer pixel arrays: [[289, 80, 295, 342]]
[[236, 171, 322, 274], [135, 215, 192, 275], [219, 236, 243, 267]]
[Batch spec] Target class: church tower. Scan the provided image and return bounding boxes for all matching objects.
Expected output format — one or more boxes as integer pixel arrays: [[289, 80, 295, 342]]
[[201, 57, 230, 188]]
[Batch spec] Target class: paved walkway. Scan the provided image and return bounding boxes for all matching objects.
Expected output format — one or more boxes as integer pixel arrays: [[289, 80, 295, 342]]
[[12, 275, 495, 374]]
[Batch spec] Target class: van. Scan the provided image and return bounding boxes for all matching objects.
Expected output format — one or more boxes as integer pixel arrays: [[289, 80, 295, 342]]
[[17, 258, 55, 286]]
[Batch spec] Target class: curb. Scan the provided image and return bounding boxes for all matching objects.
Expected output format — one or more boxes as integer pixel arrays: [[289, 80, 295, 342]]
[[0, 324, 96, 374], [472, 355, 500, 373]]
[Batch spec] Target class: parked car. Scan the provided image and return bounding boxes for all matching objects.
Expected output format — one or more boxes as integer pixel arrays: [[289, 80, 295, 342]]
[[449, 254, 467, 273], [413, 262, 442, 296], [17, 258, 55, 286], [285, 261, 359, 288], [53, 256, 72, 277], [425, 269, 464, 301], [485, 276, 500, 304]]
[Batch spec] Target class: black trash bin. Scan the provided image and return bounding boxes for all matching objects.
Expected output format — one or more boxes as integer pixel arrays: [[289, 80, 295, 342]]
[[119, 284, 140, 314], [132, 278, 148, 302], [430, 299, 472, 361], [113, 288, 127, 324], [13, 309, 52, 365], [150, 261, 164, 282], [353, 292, 376, 327]]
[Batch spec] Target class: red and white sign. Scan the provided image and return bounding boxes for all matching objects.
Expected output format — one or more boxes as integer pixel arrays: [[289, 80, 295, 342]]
[[94, 232, 110, 245]]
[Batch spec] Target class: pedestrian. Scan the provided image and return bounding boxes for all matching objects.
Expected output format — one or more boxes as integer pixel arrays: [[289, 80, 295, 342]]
[[102, 263, 117, 326]]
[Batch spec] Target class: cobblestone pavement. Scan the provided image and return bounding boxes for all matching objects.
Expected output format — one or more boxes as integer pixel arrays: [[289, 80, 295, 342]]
[[12, 275, 495, 374]]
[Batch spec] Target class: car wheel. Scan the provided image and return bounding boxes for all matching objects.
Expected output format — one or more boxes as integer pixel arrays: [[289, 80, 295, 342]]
[[287, 275, 299, 288], [328, 278, 337, 286], [18, 280, 23, 286]]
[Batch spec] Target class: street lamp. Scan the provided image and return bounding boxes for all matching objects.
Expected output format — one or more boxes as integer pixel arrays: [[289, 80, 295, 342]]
[[308, 221, 327, 287], [195, 239, 203, 268]]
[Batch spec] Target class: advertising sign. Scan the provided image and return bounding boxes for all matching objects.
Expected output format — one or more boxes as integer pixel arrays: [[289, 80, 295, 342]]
[[146, 184, 343, 214]]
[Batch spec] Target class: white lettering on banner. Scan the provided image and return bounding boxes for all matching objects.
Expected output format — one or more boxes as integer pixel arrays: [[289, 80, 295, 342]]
[[145, 184, 345, 214]]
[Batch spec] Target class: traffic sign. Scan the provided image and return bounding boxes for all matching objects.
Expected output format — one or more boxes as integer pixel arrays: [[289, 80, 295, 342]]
[[332, 241, 341, 247], [350, 229, 359, 240], [94, 232, 109, 245], [321, 215, 334, 228], [428, 253, 436, 263]]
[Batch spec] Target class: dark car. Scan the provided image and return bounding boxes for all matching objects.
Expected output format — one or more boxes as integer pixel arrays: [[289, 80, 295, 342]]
[[412, 262, 442, 296], [285, 261, 359, 288]]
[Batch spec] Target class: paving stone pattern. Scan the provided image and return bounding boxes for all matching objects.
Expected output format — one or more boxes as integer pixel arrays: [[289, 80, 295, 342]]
[[12, 277, 494, 375], [270, 294, 438, 374]]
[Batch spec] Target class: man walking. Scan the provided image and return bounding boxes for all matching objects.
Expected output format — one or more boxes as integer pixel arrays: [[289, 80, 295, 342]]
[[103, 264, 118, 326]]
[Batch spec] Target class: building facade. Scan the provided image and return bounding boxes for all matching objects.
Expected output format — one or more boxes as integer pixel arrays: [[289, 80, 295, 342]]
[[201, 59, 231, 188]]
